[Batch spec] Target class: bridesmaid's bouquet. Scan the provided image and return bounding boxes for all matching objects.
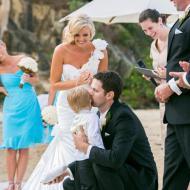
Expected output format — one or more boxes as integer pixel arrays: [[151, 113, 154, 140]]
[[41, 105, 58, 126], [17, 57, 38, 88]]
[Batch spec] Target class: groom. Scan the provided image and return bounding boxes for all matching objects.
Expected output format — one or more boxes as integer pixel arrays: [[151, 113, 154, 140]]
[[66, 71, 158, 190], [51, 71, 158, 190]]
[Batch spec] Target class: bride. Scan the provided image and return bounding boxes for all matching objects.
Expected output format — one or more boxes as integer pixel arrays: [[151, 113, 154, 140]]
[[23, 14, 108, 190]]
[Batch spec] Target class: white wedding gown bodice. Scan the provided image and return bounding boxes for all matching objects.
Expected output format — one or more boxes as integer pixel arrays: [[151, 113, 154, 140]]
[[23, 39, 108, 190]]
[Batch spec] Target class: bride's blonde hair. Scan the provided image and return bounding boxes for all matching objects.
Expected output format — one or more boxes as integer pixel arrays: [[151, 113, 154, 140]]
[[62, 14, 95, 44]]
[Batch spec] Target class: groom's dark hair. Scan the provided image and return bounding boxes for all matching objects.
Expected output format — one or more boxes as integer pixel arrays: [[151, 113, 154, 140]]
[[94, 71, 123, 101]]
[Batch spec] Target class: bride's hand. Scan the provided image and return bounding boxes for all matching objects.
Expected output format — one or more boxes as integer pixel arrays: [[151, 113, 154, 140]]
[[78, 71, 93, 85], [46, 171, 69, 185]]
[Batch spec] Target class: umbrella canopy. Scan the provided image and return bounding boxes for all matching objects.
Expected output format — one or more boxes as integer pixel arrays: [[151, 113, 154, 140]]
[[59, 0, 179, 24]]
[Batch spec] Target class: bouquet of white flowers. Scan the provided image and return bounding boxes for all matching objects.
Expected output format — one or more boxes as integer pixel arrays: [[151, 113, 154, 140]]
[[17, 57, 38, 88], [41, 105, 58, 126]]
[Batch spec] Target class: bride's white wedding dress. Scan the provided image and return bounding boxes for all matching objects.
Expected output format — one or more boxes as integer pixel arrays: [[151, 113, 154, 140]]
[[23, 39, 107, 190]]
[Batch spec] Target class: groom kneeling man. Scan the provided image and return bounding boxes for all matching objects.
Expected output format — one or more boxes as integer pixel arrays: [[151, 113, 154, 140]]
[[51, 71, 158, 190]]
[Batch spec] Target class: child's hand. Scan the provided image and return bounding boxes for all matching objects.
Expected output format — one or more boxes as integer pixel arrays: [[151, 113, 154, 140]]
[[73, 126, 89, 154]]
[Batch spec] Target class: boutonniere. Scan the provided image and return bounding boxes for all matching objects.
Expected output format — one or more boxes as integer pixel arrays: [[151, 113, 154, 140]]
[[100, 111, 112, 131], [179, 12, 186, 23], [179, 9, 189, 24]]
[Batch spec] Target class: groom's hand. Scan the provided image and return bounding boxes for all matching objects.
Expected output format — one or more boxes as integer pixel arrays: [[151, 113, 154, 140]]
[[73, 127, 89, 154]]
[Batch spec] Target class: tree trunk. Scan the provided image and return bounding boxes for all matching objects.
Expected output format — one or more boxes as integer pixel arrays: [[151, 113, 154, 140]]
[[23, 0, 33, 31], [0, 0, 10, 39]]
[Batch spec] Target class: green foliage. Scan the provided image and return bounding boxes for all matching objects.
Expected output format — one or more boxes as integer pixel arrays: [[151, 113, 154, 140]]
[[68, 0, 87, 11], [122, 71, 158, 109]]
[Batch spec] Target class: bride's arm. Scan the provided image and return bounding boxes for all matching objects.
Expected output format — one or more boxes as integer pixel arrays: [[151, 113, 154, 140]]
[[48, 86, 56, 105], [98, 49, 108, 72], [50, 45, 78, 91], [50, 45, 91, 91]]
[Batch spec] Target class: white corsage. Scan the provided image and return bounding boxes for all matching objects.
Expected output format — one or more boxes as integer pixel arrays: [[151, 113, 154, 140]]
[[80, 39, 108, 74], [41, 105, 58, 126], [17, 57, 38, 88], [178, 8, 189, 23], [92, 39, 108, 51], [179, 12, 186, 22]]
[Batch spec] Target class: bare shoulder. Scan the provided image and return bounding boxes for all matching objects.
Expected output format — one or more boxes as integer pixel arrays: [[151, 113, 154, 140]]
[[54, 43, 69, 54], [12, 54, 27, 64]]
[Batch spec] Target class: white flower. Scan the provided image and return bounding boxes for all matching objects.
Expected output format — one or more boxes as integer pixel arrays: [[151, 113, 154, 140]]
[[93, 50, 104, 59], [179, 12, 186, 21], [18, 57, 38, 73], [80, 39, 108, 74], [92, 39, 108, 51], [100, 116, 107, 130], [42, 105, 58, 125]]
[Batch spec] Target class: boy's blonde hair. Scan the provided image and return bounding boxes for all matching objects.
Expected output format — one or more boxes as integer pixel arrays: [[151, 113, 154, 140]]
[[67, 86, 91, 113], [62, 14, 95, 44]]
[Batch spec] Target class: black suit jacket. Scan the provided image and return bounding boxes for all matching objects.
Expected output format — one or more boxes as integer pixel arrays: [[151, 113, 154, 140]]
[[89, 101, 158, 190], [164, 12, 190, 125]]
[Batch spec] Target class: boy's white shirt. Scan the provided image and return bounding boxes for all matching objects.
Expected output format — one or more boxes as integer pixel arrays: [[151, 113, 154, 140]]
[[72, 109, 104, 161]]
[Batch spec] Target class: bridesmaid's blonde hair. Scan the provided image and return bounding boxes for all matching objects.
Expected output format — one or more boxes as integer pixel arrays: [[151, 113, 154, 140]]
[[62, 14, 95, 44]]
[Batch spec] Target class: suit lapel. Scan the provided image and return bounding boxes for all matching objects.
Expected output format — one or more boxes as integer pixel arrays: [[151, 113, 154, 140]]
[[168, 11, 190, 59], [178, 13, 190, 28], [167, 20, 180, 57]]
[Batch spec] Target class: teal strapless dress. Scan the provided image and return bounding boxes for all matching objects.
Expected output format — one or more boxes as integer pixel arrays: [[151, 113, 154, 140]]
[[0, 70, 44, 150]]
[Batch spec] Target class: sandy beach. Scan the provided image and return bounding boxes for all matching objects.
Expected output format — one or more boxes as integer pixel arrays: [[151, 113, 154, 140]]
[[0, 109, 164, 189]]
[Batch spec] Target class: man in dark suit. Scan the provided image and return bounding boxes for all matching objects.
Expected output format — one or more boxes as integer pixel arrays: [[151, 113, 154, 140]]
[[62, 71, 158, 190], [154, 0, 190, 189]]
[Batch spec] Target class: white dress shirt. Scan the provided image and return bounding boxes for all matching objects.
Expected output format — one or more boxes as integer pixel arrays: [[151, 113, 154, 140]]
[[86, 109, 109, 158]]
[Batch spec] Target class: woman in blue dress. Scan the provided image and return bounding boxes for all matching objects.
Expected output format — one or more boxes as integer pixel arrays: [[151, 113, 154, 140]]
[[0, 40, 44, 190]]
